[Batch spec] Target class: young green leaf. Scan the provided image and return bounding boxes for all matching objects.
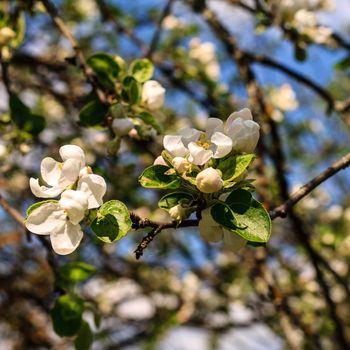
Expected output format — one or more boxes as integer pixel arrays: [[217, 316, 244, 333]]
[[87, 53, 120, 90], [59, 262, 96, 283], [79, 99, 108, 127], [130, 58, 154, 82], [122, 76, 141, 104], [158, 192, 194, 211], [217, 154, 255, 182], [138, 111, 163, 133], [51, 294, 84, 337], [225, 189, 271, 243], [91, 200, 131, 243], [74, 321, 93, 350], [139, 165, 181, 189], [211, 202, 238, 231]]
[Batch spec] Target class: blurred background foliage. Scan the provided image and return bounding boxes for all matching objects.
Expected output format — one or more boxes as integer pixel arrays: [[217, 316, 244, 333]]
[[1, 0, 350, 349]]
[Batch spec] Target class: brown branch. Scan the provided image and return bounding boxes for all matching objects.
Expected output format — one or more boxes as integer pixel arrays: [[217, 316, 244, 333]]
[[145, 0, 175, 59], [41, 0, 109, 104], [270, 151, 350, 219]]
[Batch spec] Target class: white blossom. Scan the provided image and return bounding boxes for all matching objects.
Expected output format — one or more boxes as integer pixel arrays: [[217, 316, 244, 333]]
[[142, 80, 166, 110], [25, 190, 89, 255], [189, 38, 220, 80], [195, 168, 223, 193], [199, 208, 246, 252], [30, 145, 106, 201], [270, 84, 299, 112], [153, 155, 167, 166], [172, 157, 190, 173], [224, 108, 260, 153]]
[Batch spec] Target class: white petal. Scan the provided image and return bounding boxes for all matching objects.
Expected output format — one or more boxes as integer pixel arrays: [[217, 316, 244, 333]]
[[41, 157, 61, 186], [188, 142, 213, 165], [50, 221, 83, 255], [223, 229, 247, 252], [163, 135, 188, 157], [59, 145, 85, 168], [178, 127, 201, 146], [199, 208, 223, 242], [77, 174, 107, 209], [225, 108, 253, 134], [25, 202, 66, 235], [58, 158, 81, 188], [210, 131, 233, 158], [30, 178, 63, 198], [59, 190, 89, 225], [206, 118, 223, 139], [142, 80, 166, 110]]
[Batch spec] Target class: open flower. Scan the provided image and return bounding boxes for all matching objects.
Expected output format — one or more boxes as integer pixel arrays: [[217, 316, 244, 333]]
[[30, 145, 85, 198], [142, 80, 166, 110], [25, 190, 89, 255], [199, 208, 246, 252], [30, 145, 106, 203], [224, 108, 260, 153], [187, 118, 233, 165]]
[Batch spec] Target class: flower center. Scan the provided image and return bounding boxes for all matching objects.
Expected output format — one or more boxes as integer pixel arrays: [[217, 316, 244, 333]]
[[196, 139, 211, 149]]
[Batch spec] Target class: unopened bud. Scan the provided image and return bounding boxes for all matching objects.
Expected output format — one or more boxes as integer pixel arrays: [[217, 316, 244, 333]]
[[0, 27, 15, 46], [112, 118, 134, 136], [169, 204, 188, 221], [172, 157, 190, 173], [195, 167, 223, 193], [154, 156, 167, 166]]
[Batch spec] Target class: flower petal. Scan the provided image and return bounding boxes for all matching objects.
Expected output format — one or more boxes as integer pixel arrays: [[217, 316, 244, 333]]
[[59, 145, 85, 168], [30, 178, 64, 198], [163, 135, 188, 157], [206, 118, 223, 139], [211, 131, 233, 158], [50, 221, 83, 255], [41, 157, 61, 187], [199, 208, 223, 242], [178, 127, 201, 146], [223, 229, 247, 252], [188, 142, 213, 165], [59, 190, 89, 225], [225, 108, 252, 134], [77, 174, 107, 209], [58, 158, 81, 188], [25, 202, 66, 235]]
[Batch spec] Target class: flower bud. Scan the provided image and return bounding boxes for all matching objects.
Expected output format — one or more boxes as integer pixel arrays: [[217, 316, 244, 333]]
[[0, 27, 15, 46], [169, 204, 188, 221], [112, 118, 134, 137], [153, 155, 167, 166], [142, 80, 165, 110], [195, 167, 223, 193], [172, 157, 190, 173]]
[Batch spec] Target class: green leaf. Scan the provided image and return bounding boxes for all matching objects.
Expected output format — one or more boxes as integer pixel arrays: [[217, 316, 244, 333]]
[[9, 94, 46, 135], [138, 111, 162, 133], [335, 55, 350, 71], [91, 200, 131, 243], [51, 294, 84, 337], [26, 200, 58, 218], [158, 192, 194, 211], [218, 154, 255, 182], [122, 76, 141, 104], [59, 262, 96, 283], [130, 58, 154, 82], [225, 189, 271, 243], [74, 321, 93, 350], [139, 165, 181, 189], [211, 202, 239, 231], [79, 99, 108, 127], [87, 52, 120, 90]]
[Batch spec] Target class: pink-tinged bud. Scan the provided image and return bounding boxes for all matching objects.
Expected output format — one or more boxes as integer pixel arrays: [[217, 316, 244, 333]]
[[153, 156, 167, 166], [172, 157, 190, 173], [195, 167, 223, 193]]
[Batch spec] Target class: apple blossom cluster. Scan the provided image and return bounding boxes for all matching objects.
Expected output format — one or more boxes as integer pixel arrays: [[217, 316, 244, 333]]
[[140, 108, 271, 252], [25, 145, 107, 255]]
